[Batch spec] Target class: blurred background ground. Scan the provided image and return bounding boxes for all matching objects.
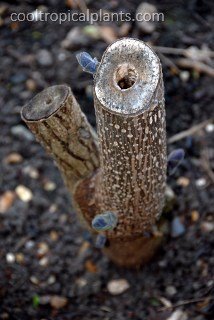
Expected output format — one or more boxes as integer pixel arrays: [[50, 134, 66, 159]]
[[0, 0, 214, 319]]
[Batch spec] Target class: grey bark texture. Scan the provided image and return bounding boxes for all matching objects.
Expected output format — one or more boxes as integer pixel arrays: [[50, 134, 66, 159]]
[[21, 38, 167, 267], [94, 39, 167, 238], [21, 85, 99, 194]]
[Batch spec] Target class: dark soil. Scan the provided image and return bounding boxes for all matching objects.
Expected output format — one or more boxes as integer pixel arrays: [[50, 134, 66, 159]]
[[0, 1, 214, 319]]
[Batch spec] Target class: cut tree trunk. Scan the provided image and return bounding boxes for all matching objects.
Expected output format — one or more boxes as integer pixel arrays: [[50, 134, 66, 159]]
[[21, 38, 167, 267], [21, 85, 99, 193]]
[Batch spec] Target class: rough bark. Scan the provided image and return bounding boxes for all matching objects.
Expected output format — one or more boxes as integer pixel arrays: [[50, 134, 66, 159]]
[[21, 85, 99, 194], [94, 39, 167, 235], [21, 39, 167, 267], [94, 39, 167, 266]]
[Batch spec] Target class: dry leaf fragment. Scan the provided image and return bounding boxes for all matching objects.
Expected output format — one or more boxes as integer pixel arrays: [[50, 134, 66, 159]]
[[0, 191, 16, 213], [50, 295, 68, 309]]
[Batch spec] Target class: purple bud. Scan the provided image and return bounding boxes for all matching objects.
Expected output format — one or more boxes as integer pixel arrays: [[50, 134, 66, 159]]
[[92, 211, 118, 231], [167, 148, 185, 175], [76, 52, 99, 75], [95, 234, 107, 249]]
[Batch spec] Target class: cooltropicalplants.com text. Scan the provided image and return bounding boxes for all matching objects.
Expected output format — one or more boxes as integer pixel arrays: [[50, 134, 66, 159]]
[[10, 9, 165, 25]]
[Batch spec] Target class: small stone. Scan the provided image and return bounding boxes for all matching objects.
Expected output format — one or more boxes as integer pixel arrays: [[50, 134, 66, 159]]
[[25, 240, 35, 249], [195, 178, 206, 188], [136, 2, 158, 34], [164, 185, 176, 213], [179, 71, 190, 82], [49, 204, 58, 213], [0, 312, 9, 320], [76, 278, 87, 290], [39, 256, 49, 267], [6, 252, 15, 264], [166, 285, 177, 296], [23, 166, 39, 179], [191, 210, 199, 222], [176, 177, 190, 187], [4, 153, 23, 164], [36, 49, 53, 66], [43, 181, 56, 191], [158, 259, 168, 268], [85, 85, 93, 101], [205, 123, 214, 133], [107, 279, 130, 295], [171, 217, 186, 238], [50, 296, 68, 309], [85, 260, 98, 273], [0, 191, 16, 213], [201, 221, 214, 233], [166, 309, 188, 320], [11, 125, 34, 141], [15, 253, 25, 264], [58, 52, 67, 61], [26, 79, 37, 91], [47, 275, 56, 285], [11, 73, 27, 84], [207, 280, 213, 287], [59, 213, 67, 223], [30, 7, 46, 21], [37, 242, 49, 257], [15, 185, 33, 202], [49, 230, 59, 241], [39, 295, 51, 305], [61, 27, 89, 49], [0, 4, 8, 16], [165, 185, 175, 200], [30, 276, 39, 285]]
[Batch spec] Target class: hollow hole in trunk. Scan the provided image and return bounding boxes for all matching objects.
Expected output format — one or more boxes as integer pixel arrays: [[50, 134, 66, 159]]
[[115, 64, 137, 90]]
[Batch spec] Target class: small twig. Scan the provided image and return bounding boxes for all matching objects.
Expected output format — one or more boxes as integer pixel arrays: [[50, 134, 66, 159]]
[[158, 52, 180, 74], [73, 0, 88, 15], [154, 45, 214, 76], [153, 46, 214, 58], [193, 12, 212, 28], [14, 236, 29, 251], [158, 295, 214, 312], [176, 58, 214, 77], [154, 46, 187, 56], [201, 159, 214, 183], [168, 119, 213, 144], [201, 148, 214, 184]]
